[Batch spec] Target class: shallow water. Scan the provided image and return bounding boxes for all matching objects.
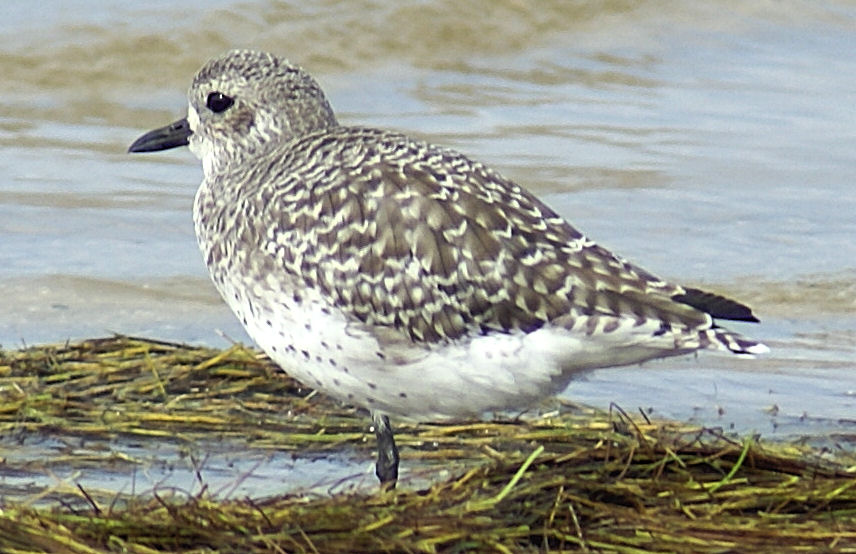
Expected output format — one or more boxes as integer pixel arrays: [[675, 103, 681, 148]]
[[1, 1, 855, 498]]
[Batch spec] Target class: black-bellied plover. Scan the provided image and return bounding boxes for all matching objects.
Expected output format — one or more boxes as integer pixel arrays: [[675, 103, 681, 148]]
[[129, 49, 767, 486]]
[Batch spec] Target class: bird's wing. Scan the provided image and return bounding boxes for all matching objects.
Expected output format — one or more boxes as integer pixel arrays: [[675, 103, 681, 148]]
[[262, 127, 754, 343]]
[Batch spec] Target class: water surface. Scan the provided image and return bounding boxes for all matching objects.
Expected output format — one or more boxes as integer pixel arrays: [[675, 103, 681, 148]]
[[1, 0, 854, 498]]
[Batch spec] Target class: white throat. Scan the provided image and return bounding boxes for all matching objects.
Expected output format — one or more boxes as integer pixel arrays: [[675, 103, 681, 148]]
[[186, 105, 218, 178]]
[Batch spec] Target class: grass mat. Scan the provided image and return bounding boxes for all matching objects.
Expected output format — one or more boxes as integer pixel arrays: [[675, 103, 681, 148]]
[[0, 336, 854, 552]]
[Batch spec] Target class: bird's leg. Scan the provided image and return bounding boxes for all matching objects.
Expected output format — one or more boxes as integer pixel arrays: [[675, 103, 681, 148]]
[[371, 411, 399, 488]]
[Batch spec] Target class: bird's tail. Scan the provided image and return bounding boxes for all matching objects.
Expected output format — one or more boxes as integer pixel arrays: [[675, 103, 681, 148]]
[[699, 327, 769, 356]]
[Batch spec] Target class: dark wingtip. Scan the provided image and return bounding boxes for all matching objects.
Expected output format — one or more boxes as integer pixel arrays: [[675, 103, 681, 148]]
[[672, 287, 760, 323]]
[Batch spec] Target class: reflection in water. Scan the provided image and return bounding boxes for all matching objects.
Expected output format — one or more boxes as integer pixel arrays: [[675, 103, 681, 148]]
[[0, 0, 854, 498]]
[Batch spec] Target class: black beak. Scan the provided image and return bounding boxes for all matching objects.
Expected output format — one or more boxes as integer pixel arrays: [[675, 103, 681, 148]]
[[128, 118, 192, 153]]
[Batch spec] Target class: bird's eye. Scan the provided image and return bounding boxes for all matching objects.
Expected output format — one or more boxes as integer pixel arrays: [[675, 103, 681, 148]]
[[206, 92, 234, 113]]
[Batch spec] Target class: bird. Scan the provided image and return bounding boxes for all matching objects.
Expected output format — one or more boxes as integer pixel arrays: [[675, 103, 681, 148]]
[[129, 49, 767, 487]]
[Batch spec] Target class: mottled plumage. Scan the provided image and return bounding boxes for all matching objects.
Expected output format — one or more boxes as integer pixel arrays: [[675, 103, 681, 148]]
[[130, 50, 767, 484]]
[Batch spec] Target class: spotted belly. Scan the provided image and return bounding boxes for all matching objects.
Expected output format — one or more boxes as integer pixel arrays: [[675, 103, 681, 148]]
[[216, 281, 703, 424]]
